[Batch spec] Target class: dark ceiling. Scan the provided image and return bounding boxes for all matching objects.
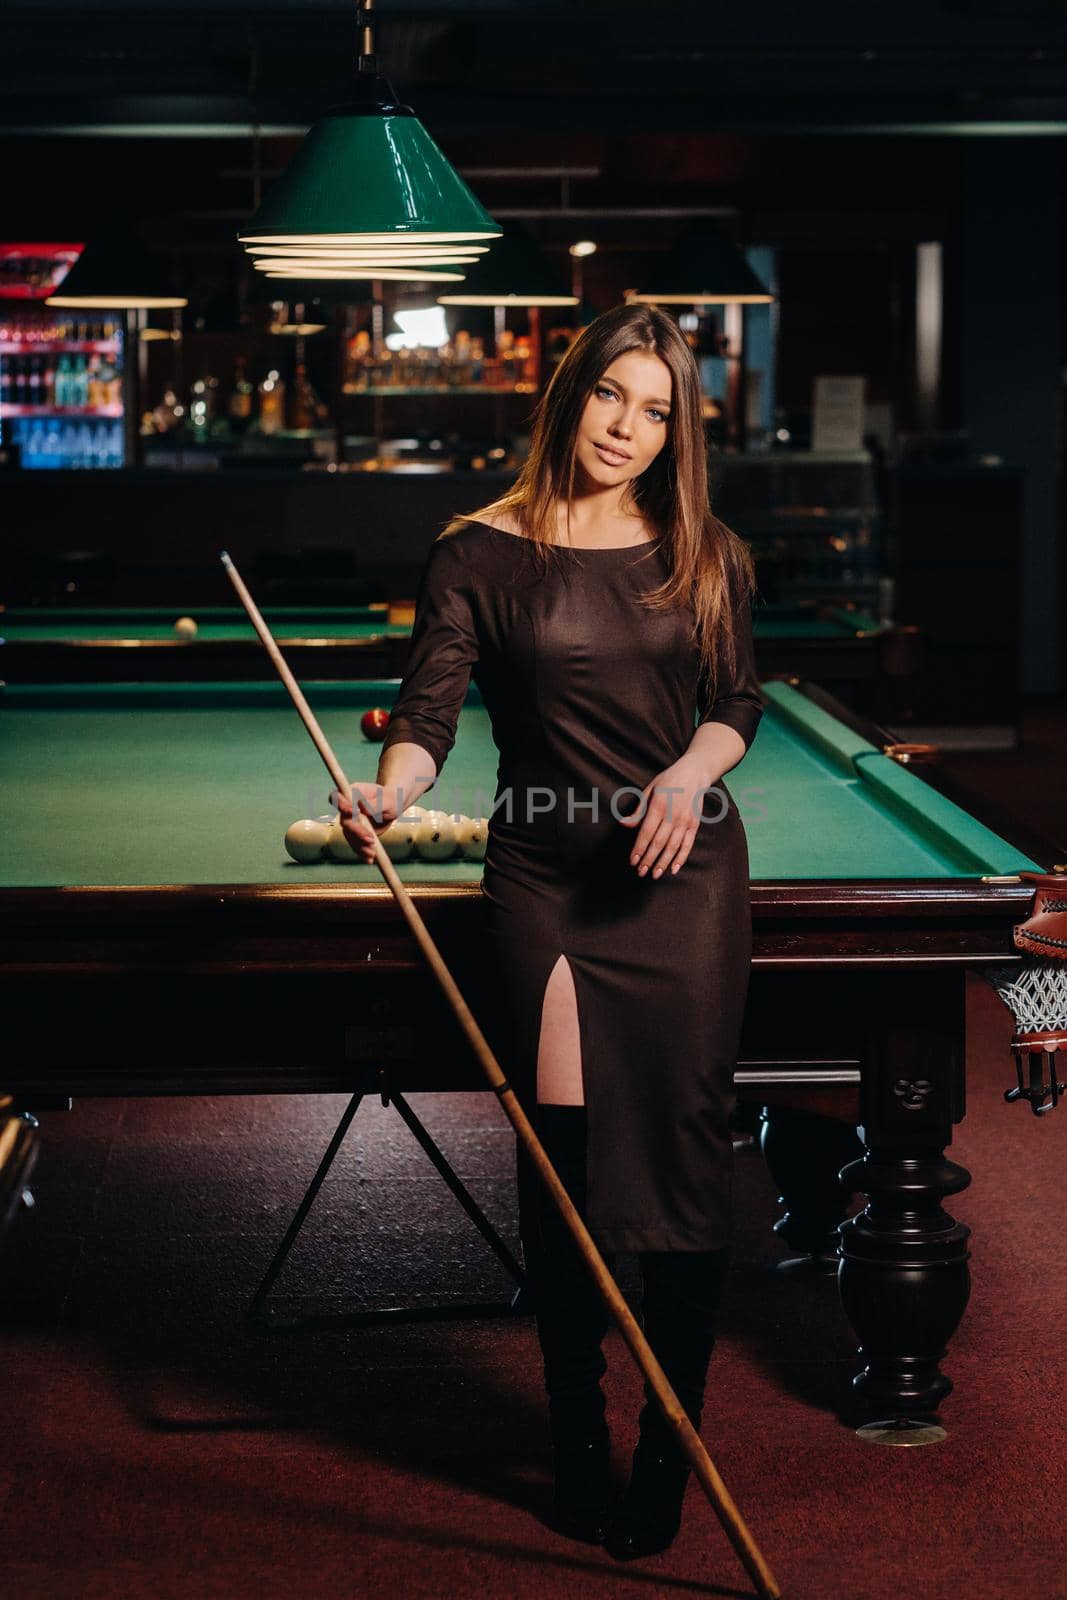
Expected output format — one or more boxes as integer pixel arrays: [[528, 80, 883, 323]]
[[3, 1, 1067, 138], [2, 0, 1063, 296]]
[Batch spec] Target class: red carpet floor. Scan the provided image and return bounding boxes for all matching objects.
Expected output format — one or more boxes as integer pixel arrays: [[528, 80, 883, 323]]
[[3, 966, 1066, 1600]]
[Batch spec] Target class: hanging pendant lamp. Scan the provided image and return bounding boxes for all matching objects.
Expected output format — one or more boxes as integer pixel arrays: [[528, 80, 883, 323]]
[[437, 225, 578, 307], [628, 222, 773, 306], [46, 236, 187, 310], [238, 1, 500, 257]]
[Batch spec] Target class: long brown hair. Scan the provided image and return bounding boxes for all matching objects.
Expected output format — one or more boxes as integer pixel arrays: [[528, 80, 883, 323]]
[[444, 302, 756, 696]]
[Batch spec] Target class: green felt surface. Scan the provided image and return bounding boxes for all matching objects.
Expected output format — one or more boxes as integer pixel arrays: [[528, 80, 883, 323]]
[[0, 679, 1043, 888], [2, 603, 878, 646], [751, 605, 885, 640], [0, 606, 407, 645]]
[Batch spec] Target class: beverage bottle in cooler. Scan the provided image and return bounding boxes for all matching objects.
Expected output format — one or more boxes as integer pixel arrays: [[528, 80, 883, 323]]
[[92, 422, 112, 467], [41, 420, 62, 468], [25, 419, 45, 465], [60, 420, 79, 466], [87, 356, 104, 408]]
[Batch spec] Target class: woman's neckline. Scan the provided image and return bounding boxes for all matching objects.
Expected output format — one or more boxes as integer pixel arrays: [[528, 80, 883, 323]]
[[472, 518, 660, 553]]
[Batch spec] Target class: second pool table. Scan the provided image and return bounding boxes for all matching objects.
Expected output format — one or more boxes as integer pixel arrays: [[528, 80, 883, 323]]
[[0, 598, 901, 708], [0, 603, 412, 682]]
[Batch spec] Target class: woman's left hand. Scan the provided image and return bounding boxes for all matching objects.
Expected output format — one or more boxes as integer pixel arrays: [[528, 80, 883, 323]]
[[617, 754, 722, 879]]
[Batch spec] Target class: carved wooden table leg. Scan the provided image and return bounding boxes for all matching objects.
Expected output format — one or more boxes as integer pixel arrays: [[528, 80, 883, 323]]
[[838, 985, 971, 1427], [839, 1141, 971, 1415]]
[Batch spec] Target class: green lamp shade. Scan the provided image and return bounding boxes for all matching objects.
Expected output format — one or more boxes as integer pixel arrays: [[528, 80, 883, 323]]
[[239, 75, 500, 248], [46, 237, 186, 309], [438, 225, 577, 307], [629, 222, 773, 306]]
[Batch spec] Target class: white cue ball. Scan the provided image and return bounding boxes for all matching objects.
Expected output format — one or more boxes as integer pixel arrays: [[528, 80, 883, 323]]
[[284, 818, 330, 863], [413, 809, 456, 862], [173, 615, 198, 639], [454, 815, 488, 861], [325, 816, 360, 862], [380, 816, 417, 862]]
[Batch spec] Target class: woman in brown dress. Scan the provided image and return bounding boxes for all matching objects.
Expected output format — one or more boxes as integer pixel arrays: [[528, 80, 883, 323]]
[[337, 303, 763, 1559]]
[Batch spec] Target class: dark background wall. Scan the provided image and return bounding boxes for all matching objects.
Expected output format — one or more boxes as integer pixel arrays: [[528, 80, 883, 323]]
[[1, 1, 1064, 691]]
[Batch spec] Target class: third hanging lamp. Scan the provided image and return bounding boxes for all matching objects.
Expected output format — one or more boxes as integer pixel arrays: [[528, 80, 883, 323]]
[[628, 221, 773, 306], [239, 0, 500, 264]]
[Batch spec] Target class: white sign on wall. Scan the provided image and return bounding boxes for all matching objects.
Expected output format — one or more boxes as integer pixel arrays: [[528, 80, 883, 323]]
[[812, 375, 867, 452]]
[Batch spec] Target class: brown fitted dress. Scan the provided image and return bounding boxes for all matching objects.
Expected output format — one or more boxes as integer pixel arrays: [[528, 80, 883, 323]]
[[379, 519, 764, 1253]]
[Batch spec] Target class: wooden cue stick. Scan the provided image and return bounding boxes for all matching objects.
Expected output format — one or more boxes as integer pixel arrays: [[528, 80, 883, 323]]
[[220, 551, 781, 1600]]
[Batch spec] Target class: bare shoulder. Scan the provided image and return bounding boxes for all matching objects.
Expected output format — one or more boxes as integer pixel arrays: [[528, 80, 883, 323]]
[[468, 504, 523, 536]]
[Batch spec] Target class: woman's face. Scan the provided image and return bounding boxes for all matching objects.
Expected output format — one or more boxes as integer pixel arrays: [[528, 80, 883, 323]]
[[574, 348, 673, 493]]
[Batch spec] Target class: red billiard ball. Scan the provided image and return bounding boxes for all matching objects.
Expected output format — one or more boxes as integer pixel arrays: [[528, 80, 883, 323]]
[[361, 707, 391, 742]]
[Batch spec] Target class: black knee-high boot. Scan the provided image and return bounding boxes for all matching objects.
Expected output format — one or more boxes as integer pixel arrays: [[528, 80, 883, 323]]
[[604, 1246, 732, 1561], [530, 1105, 614, 1543]]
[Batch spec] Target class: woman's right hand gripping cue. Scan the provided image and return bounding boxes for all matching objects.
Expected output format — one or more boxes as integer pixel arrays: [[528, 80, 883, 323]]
[[334, 783, 402, 865]]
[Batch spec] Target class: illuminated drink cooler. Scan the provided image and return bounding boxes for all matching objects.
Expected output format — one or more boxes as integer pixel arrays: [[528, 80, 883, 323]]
[[0, 676, 1054, 1417]]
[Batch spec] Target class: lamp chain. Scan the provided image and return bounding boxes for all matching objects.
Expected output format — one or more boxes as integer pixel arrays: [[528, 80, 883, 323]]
[[358, 0, 377, 72]]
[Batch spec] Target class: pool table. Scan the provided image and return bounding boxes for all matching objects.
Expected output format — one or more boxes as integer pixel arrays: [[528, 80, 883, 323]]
[[0, 675, 1057, 1417], [0, 600, 902, 706], [0, 604, 412, 683]]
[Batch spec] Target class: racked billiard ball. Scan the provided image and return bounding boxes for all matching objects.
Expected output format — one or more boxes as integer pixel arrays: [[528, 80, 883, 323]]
[[361, 707, 391, 742], [413, 809, 456, 862], [380, 815, 417, 861], [325, 817, 360, 861], [284, 818, 330, 863], [454, 815, 489, 861]]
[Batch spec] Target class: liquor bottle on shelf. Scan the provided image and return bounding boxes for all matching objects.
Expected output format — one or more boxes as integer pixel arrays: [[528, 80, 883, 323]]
[[148, 387, 184, 434], [227, 355, 254, 432], [289, 362, 326, 430], [345, 329, 373, 390], [497, 329, 516, 389], [452, 329, 472, 386], [189, 375, 220, 437], [514, 335, 536, 389], [257, 369, 285, 434]]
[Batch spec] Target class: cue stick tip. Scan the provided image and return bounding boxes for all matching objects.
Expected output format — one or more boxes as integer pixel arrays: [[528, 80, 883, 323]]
[[219, 550, 232, 566]]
